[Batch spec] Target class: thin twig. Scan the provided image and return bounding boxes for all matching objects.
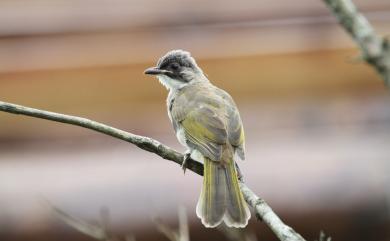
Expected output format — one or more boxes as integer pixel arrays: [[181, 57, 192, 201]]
[[153, 217, 180, 241], [47, 202, 133, 241], [323, 0, 390, 85], [0, 100, 306, 241], [153, 207, 189, 241], [47, 202, 109, 240], [178, 207, 190, 241], [315, 231, 332, 241]]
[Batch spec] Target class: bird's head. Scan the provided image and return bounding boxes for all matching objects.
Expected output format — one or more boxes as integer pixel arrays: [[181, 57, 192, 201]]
[[144, 50, 207, 90]]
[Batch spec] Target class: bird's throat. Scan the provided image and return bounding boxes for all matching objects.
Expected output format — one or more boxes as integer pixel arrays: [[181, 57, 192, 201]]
[[157, 75, 186, 90]]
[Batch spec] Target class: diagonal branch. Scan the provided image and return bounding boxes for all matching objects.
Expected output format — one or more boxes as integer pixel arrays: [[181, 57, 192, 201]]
[[153, 207, 189, 241], [49, 204, 108, 240], [0, 100, 306, 241], [0, 101, 202, 175], [323, 0, 390, 86]]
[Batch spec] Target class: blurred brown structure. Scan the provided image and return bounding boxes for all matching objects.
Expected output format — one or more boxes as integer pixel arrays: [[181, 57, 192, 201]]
[[0, 0, 389, 241]]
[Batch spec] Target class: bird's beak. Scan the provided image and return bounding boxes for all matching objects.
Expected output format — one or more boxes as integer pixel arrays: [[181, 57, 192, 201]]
[[144, 67, 168, 75]]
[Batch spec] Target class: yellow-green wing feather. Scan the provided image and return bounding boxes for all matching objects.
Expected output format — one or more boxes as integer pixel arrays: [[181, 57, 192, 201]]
[[171, 82, 245, 161], [170, 82, 250, 228], [180, 106, 227, 161]]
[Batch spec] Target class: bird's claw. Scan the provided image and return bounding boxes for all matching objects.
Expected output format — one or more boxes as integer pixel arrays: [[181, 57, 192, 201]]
[[182, 152, 191, 174]]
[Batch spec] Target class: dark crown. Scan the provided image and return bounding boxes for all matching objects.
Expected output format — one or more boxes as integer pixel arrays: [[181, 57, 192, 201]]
[[157, 50, 197, 70]]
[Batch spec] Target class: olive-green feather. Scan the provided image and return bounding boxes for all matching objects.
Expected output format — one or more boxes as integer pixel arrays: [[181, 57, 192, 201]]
[[180, 107, 226, 161], [196, 158, 226, 227], [170, 82, 250, 227], [196, 157, 250, 228], [224, 159, 249, 225], [170, 82, 245, 161]]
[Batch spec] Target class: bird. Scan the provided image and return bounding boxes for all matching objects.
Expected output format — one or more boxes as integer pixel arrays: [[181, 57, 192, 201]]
[[144, 50, 250, 228]]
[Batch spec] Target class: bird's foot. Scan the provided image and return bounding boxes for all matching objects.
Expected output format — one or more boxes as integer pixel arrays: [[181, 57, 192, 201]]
[[235, 162, 244, 182], [182, 151, 191, 174]]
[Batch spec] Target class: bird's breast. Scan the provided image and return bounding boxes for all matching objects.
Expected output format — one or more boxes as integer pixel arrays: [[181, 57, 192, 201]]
[[175, 126, 188, 147]]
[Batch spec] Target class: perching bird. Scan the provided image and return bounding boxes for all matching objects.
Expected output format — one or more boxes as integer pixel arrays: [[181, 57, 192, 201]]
[[144, 50, 250, 228]]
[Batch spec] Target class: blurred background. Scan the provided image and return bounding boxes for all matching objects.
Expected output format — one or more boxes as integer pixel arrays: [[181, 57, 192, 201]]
[[0, 0, 389, 240]]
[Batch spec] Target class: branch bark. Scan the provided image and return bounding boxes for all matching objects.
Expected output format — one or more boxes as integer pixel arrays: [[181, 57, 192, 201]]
[[0, 100, 306, 241], [323, 0, 390, 86]]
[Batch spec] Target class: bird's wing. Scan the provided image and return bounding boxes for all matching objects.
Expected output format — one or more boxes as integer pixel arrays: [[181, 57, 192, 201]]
[[171, 85, 228, 162], [215, 88, 246, 160], [171, 84, 246, 161]]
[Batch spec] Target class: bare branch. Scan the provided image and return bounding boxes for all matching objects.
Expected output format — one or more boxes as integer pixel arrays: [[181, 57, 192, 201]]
[[153, 217, 180, 241], [47, 203, 108, 240], [153, 207, 189, 241], [0, 100, 306, 241], [323, 0, 390, 85], [47, 202, 134, 241], [0, 101, 203, 175], [315, 231, 332, 241], [178, 207, 190, 241], [240, 184, 306, 241]]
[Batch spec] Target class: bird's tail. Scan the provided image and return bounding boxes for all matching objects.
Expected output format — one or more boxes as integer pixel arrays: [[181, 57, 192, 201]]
[[196, 156, 251, 228]]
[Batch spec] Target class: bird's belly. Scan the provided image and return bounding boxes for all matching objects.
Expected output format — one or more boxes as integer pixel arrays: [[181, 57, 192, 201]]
[[175, 126, 204, 163], [175, 126, 188, 147]]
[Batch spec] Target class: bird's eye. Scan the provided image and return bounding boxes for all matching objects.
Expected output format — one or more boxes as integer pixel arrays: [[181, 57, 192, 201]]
[[170, 63, 180, 70]]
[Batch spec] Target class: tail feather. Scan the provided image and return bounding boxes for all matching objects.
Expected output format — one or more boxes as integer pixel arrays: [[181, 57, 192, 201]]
[[196, 157, 250, 228], [224, 160, 250, 227]]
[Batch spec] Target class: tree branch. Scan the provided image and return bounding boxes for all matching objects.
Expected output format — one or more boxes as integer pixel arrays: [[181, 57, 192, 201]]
[[47, 202, 135, 241], [153, 207, 189, 241], [323, 0, 390, 86], [0, 100, 306, 241]]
